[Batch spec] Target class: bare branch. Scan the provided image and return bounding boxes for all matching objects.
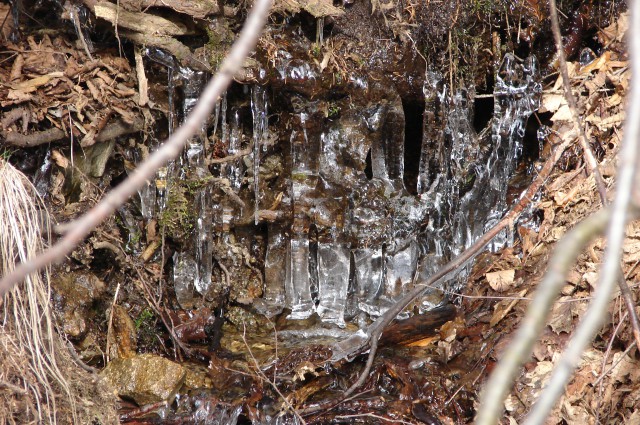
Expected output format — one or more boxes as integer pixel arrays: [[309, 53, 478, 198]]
[[474, 208, 611, 425], [549, 0, 608, 205], [326, 132, 577, 406], [522, 1, 640, 422], [550, 0, 640, 370], [0, 0, 274, 296]]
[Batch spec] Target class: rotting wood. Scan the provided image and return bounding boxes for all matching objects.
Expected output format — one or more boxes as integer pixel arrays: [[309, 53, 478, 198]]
[[0, 116, 144, 148], [94, 1, 191, 36]]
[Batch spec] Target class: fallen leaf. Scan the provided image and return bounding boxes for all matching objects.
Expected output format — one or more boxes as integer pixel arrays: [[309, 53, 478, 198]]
[[540, 93, 565, 114], [486, 269, 516, 292], [548, 297, 587, 334], [490, 289, 527, 327], [550, 104, 572, 122]]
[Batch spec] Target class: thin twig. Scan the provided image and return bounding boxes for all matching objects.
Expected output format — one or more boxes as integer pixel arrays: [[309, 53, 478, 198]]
[[548, 0, 608, 205], [241, 323, 307, 425], [330, 133, 576, 406], [593, 340, 637, 388], [595, 310, 627, 423], [334, 413, 417, 424], [0, 0, 274, 296], [549, 0, 640, 357], [475, 208, 612, 425], [522, 2, 640, 423]]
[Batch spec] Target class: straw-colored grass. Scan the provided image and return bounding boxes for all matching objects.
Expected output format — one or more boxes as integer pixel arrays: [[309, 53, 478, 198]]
[[0, 158, 117, 424]]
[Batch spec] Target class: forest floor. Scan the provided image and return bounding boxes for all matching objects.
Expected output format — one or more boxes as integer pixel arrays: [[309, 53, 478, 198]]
[[0, 1, 637, 424]]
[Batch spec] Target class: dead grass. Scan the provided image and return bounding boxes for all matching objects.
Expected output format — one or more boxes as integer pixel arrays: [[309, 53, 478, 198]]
[[0, 158, 118, 424]]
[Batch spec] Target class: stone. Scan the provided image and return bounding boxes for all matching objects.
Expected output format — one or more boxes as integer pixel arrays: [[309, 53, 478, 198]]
[[51, 270, 106, 339], [101, 354, 185, 405]]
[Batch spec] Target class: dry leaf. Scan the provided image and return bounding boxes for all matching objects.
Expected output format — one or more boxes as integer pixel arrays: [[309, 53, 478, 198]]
[[548, 297, 587, 334], [490, 289, 527, 327], [550, 104, 572, 122], [486, 269, 516, 292], [540, 93, 565, 114]]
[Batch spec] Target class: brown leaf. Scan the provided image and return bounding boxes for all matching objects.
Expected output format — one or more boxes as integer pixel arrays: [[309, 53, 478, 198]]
[[486, 269, 516, 292], [490, 289, 527, 327]]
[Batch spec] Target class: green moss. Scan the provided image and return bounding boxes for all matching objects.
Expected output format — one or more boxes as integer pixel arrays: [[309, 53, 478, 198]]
[[327, 102, 341, 119], [158, 183, 194, 240], [471, 0, 494, 15], [134, 308, 155, 330], [205, 21, 232, 70], [311, 43, 321, 57]]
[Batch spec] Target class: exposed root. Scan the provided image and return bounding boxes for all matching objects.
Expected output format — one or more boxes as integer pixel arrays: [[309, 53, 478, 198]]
[[0, 158, 118, 424]]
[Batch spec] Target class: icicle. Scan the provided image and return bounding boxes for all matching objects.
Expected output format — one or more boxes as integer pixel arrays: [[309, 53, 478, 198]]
[[255, 223, 287, 317], [349, 178, 390, 316], [353, 247, 384, 316], [482, 53, 541, 249], [315, 194, 350, 327], [417, 70, 447, 196], [176, 67, 214, 294], [135, 144, 156, 220], [251, 86, 268, 225], [316, 17, 324, 46], [173, 252, 198, 309], [286, 110, 319, 320]]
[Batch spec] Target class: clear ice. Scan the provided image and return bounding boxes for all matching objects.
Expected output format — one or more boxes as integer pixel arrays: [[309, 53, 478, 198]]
[[285, 106, 318, 319], [417, 53, 541, 300], [138, 51, 541, 325]]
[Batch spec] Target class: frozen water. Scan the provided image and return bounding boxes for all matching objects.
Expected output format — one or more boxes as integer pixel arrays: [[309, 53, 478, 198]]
[[316, 241, 350, 327], [251, 85, 269, 225], [286, 106, 320, 319], [416, 54, 541, 299], [255, 223, 287, 317], [173, 251, 198, 309], [152, 50, 541, 326], [353, 247, 384, 315]]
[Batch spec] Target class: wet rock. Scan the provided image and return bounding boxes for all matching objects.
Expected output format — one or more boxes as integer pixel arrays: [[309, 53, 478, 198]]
[[181, 364, 214, 391], [101, 354, 186, 405], [51, 270, 106, 339], [106, 304, 137, 359]]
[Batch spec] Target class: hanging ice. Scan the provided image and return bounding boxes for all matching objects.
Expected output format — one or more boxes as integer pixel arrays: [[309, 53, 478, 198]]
[[315, 191, 350, 327], [251, 86, 269, 225], [255, 223, 287, 317], [285, 107, 319, 319], [416, 54, 541, 302], [176, 68, 215, 295], [173, 251, 198, 309], [366, 93, 405, 191], [482, 54, 541, 244]]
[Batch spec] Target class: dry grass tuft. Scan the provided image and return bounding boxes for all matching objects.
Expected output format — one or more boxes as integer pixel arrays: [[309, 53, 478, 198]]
[[0, 158, 118, 424]]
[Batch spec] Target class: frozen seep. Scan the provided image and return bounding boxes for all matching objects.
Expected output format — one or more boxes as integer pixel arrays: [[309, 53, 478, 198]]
[[138, 51, 540, 326]]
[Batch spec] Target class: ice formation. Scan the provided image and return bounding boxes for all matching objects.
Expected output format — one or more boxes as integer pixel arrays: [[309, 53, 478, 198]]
[[137, 52, 541, 324]]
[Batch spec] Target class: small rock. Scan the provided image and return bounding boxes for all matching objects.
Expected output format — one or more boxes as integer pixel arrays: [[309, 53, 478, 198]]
[[51, 270, 106, 339], [101, 354, 185, 405], [107, 305, 137, 359]]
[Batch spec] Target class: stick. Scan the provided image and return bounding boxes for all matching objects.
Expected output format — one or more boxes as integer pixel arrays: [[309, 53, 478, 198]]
[[331, 132, 576, 404], [522, 1, 640, 422], [0, 0, 273, 296], [549, 0, 640, 353]]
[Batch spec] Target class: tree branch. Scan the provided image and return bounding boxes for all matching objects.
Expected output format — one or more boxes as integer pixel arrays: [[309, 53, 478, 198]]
[[522, 1, 640, 423], [0, 0, 273, 296]]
